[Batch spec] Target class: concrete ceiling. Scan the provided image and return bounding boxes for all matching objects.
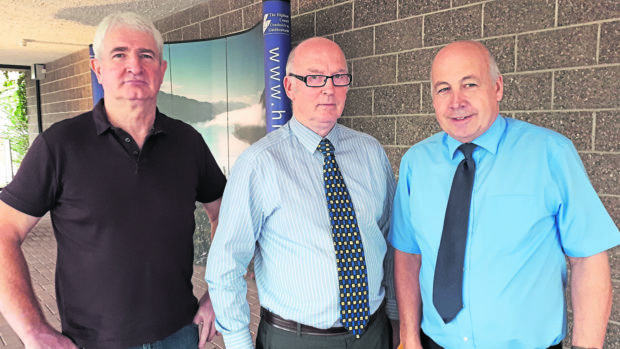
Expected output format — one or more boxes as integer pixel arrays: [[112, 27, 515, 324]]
[[1, 0, 208, 67]]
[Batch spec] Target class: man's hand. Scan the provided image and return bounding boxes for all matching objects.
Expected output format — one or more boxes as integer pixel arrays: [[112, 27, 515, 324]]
[[193, 291, 219, 348], [23, 324, 77, 349]]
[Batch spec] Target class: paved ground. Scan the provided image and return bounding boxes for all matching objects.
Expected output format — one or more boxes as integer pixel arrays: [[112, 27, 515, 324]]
[[0, 215, 260, 348]]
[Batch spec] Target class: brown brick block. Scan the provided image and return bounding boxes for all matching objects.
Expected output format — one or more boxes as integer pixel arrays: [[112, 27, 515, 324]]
[[222, 10, 244, 35], [291, 13, 315, 44], [299, 0, 332, 14], [244, 2, 263, 29], [596, 111, 620, 152], [343, 88, 373, 117], [182, 23, 201, 41], [581, 153, 620, 195], [200, 17, 221, 39], [209, 0, 231, 17], [554, 66, 620, 109], [354, 0, 397, 28], [156, 15, 174, 34], [167, 29, 183, 42], [316, 3, 352, 36], [385, 146, 409, 177], [517, 26, 597, 71], [425, 5, 482, 46], [480, 37, 515, 75], [395, 115, 441, 146], [354, 116, 396, 145], [558, 0, 620, 26], [189, 2, 210, 24], [337, 117, 353, 128], [334, 27, 374, 59], [501, 72, 552, 111], [600, 21, 620, 64], [601, 196, 620, 228], [399, 0, 450, 18], [173, 8, 192, 28], [484, 0, 555, 37], [375, 83, 421, 116], [352, 55, 397, 87], [375, 17, 423, 55], [514, 111, 593, 151], [421, 82, 434, 114], [231, 0, 255, 10], [398, 47, 439, 82]]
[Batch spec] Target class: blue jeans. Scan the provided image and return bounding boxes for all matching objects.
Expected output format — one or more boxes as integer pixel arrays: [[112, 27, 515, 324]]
[[127, 323, 199, 349]]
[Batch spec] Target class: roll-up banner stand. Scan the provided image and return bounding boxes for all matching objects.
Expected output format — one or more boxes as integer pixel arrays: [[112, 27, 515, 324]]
[[89, 45, 104, 106], [262, 0, 292, 133]]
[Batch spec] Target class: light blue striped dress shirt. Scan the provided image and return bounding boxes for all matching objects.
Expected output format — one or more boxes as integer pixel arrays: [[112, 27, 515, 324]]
[[205, 116, 397, 349]]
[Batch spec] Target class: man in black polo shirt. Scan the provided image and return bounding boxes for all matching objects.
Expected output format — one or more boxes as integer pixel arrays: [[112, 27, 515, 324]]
[[0, 12, 226, 349]]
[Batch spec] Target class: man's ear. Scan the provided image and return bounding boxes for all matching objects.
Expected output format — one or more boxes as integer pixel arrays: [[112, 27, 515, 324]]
[[495, 75, 504, 102], [283, 75, 295, 102], [90, 59, 102, 84]]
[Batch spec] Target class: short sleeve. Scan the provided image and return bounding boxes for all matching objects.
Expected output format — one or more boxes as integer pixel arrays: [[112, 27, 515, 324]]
[[388, 150, 421, 254]]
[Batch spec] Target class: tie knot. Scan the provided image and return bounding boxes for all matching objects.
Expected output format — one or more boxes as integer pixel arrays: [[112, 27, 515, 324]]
[[458, 143, 477, 160], [318, 138, 334, 157]]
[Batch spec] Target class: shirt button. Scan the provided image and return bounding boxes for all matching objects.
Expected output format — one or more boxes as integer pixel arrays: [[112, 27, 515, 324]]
[[124, 137, 131, 143], [464, 337, 468, 342], [132, 150, 139, 155]]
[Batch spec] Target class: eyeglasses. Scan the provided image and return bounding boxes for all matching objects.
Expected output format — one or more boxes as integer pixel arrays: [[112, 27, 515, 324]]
[[289, 73, 352, 87]]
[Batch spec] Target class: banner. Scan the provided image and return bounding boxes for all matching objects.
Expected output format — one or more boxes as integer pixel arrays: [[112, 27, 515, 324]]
[[89, 45, 104, 106], [262, 0, 292, 132]]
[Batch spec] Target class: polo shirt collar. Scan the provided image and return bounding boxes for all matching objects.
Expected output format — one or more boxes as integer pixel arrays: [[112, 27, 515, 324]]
[[92, 98, 166, 136], [289, 116, 342, 154], [445, 114, 506, 158]]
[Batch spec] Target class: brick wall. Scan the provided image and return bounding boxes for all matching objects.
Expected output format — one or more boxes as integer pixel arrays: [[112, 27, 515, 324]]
[[25, 0, 619, 345]]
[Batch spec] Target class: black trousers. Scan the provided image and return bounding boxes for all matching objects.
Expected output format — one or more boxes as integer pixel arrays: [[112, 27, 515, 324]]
[[421, 330, 562, 349]]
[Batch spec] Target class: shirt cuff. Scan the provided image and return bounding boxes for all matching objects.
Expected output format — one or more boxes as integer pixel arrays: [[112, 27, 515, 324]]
[[386, 297, 399, 320], [222, 328, 254, 349]]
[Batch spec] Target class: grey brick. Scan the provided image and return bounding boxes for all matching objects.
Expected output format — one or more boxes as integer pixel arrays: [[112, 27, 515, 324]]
[[316, 3, 352, 36], [600, 21, 620, 64], [200, 17, 221, 39], [480, 37, 516, 76], [354, 116, 396, 144], [210, 0, 231, 16], [244, 2, 263, 29], [342, 88, 373, 116], [398, 47, 439, 82], [334, 28, 374, 59], [601, 196, 620, 228], [222, 10, 244, 35], [189, 2, 210, 24], [395, 115, 441, 146], [385, 146, 409, 177], [484, 0, 554, 37], [375, 17, 423, 55], [517, 26, 597, 71], [581, 153, 620, 195], [502, 73, 552, 111], [291, 13, 315, 43], [596, 111, 620, 152], [374, 83, 421, 116], [399, 0, 450, 18], [424, 6, 483, 46], [354, 0, 397, 28], [299, 0, 332, 14], [182, 23, 201, 41], [558, 0, 620, 26], [514, 112, 593, 151], [554, 66, 620, 110], [352, 55, 397, 87]]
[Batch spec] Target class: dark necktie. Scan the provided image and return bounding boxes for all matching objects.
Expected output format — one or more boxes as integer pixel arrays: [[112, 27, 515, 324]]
[[318, 138, 370, 338], [433, 142, 477, 323]]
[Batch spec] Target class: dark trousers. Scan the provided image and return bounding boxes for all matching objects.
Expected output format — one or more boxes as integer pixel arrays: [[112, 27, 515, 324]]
[[421, 330, 562, 349], [256, 310, 392, 349]]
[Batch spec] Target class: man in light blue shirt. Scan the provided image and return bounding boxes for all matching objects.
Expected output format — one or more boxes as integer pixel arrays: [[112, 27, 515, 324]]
[[389, 40, 620, 349], [206, 37, 399, 349]]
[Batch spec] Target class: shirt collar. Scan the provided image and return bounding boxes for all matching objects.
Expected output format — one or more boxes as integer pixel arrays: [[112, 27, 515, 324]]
[[445, 114, 506, 158], [92, 98, 166, 136], [289, 116, 342, 154]]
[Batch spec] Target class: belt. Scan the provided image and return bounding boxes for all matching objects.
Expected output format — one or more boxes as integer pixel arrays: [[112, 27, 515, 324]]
[[261, 300, 386, 337]]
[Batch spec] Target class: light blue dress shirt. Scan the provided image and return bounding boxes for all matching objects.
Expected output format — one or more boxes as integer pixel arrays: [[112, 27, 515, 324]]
[[389, 115, 620, 349], [206, 117, 397, 349]]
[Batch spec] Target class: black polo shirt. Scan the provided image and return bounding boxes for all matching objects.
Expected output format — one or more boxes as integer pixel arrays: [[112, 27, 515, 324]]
[[0, 99, 226, 348]]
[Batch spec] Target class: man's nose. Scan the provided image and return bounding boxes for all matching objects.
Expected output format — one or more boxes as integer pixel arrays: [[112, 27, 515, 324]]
[[126, 54, 143, 74], [321, 77, 335, 94], [450, 89, 466, 109]]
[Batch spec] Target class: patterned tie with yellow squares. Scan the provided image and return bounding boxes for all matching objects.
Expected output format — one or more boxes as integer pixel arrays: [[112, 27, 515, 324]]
[[318, 138, 370, 338]]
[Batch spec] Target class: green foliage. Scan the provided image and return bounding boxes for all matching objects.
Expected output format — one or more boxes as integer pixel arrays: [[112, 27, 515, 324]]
[[1, 71, 29, 167], [193, 202, 213, 265]]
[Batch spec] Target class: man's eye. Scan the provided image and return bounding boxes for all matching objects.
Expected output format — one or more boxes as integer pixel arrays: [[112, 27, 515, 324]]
[[307, 75, 324, 82], [465, 83, 477, 88], [112, 53, 124, 58], [141, 54, 154, 59], [437, 87, 449, 94]]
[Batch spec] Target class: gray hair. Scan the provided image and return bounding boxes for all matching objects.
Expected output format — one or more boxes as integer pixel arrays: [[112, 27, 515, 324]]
[[92, 12, 164, 61]]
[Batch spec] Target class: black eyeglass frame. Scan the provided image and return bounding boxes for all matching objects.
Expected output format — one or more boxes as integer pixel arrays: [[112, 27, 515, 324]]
[[288, 73, 352, 87]]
